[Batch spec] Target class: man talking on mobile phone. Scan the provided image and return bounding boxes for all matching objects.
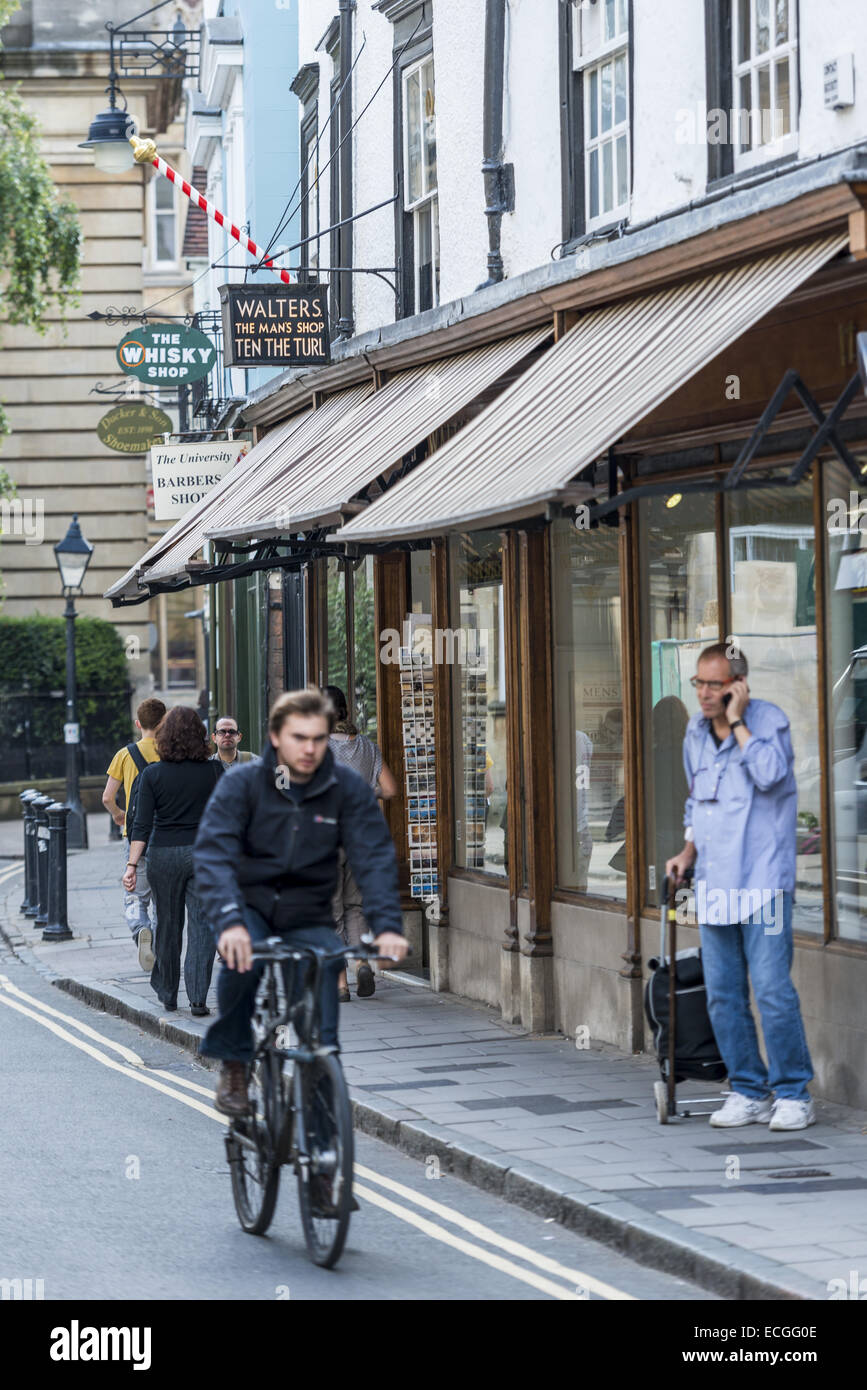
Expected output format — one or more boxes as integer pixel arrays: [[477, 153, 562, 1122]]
[[665, 643, 815, 1131]]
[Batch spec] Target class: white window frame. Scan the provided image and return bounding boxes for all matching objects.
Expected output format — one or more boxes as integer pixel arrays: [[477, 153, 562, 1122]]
[[402, 54, 440, 313], [732, 0, 798, 172], [301, 117, 321, 274], [575, 0, 630, 230], [150, 173, 178, 268]]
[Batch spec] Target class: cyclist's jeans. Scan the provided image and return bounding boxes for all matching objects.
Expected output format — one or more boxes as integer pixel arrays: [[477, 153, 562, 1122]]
[[201, 905, 343, 1062]]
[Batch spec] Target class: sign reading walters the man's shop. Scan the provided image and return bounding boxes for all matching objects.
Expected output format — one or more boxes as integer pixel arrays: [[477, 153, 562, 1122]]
[[219, 284, 330, 367]]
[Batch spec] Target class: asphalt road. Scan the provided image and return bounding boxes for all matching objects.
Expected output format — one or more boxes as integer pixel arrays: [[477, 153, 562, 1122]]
[[0, 946, 715, 1303]]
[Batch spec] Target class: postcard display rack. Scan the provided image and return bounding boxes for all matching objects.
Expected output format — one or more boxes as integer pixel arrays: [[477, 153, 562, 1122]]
[[400, 647, 438, 900], [462, 666, 488, 870]]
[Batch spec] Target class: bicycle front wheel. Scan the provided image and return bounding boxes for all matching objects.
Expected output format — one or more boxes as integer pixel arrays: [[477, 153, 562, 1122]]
[[296, 1051, 354, 1268], [227, 1052, 281, 1235]]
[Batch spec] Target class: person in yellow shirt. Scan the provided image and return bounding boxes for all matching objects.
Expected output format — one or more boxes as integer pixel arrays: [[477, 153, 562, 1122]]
[[103, 698, 166, 970]]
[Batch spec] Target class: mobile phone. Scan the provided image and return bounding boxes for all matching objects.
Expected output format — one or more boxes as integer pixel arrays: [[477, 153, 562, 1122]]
[[722, 692, 732, 708]]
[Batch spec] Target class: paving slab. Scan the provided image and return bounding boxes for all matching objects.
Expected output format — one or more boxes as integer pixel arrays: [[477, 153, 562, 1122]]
[[2, 833, 866, 1303]]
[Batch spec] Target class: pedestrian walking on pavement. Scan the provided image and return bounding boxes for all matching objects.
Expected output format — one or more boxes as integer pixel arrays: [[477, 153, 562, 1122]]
[[324, 686, 398, 1001], [209, 715, 260, 772], [665, 642, 815, 1132], [103, 698, 166, 973], [123, 706, 221, 1017]]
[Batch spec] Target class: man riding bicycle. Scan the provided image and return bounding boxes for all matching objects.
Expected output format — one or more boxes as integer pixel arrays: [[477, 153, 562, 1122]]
[[194, 687, 408, 1116]]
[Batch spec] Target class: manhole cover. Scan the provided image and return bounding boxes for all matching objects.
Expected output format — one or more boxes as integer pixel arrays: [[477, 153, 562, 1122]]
[[766, 1168, 831, 1179]]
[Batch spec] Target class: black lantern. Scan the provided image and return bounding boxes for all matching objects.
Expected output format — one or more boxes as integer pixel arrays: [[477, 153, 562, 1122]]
[[53, 516, 94, 850]]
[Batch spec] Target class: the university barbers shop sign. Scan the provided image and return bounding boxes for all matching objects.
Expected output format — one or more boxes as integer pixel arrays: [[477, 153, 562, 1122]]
[[219, 284, 330, 367], [116, 323, 217, 385], [150, 439, 250, 521]]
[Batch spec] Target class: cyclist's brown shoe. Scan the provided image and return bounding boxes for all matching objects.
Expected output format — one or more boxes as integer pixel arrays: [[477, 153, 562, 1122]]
[[214, 1062, 251, 1117]]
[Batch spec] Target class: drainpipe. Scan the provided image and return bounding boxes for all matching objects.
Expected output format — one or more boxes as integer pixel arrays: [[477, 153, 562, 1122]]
[[337, 0, 355, 336], [478, 0, 514, 290]]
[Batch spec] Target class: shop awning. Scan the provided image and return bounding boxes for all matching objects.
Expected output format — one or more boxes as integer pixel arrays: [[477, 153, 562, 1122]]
[[203, 328, 551, 543], [333, 234, 848, 544], [105, 384, 370, 602]]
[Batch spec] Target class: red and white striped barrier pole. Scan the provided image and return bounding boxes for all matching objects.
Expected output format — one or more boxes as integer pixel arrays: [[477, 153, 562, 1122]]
[[130, 135, 291, 285]]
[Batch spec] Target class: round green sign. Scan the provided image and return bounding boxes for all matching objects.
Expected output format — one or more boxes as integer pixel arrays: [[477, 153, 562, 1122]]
[[116, 323, 217, 385], [97, 403, 173, 454]]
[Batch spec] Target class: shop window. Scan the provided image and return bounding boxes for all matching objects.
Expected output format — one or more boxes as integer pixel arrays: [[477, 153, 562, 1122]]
[[639, 493, 718, 907], [725, 480, 821, 933], [450, 532, 507, 877], [353, 555, 377, 738], [326, 557, 348, 697], [150, 590, 201, 691], [551, 518, 625, 898], [824, 463, 867, 943]]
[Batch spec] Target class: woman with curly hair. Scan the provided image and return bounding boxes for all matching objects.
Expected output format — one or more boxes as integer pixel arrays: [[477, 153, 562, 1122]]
[[123, 707, 221, 1016]]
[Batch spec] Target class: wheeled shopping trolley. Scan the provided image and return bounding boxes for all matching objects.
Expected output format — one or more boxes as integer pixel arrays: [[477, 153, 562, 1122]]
[[644, 874, 727, 1123]]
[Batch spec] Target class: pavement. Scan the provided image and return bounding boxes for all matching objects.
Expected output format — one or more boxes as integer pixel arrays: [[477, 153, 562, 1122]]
[[2, 810, 867, 1302]]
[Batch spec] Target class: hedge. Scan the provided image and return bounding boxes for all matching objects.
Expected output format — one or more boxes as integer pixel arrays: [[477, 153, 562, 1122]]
[[0, 615, 132, 755]]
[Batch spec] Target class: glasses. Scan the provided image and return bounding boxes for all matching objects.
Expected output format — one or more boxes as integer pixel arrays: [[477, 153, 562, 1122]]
[[216, 728, 241, 737], [689, 678, 729, 692]]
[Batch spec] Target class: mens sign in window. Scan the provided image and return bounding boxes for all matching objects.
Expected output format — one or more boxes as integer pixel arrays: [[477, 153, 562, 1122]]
[[219, 284, 330, 367], [150, 439, 250, 521]]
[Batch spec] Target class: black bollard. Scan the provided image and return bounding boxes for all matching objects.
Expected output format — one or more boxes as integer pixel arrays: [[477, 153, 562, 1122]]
[[44, 802, 72, 943], [32, 795, 53, 928], [19, 790, 39, 915]]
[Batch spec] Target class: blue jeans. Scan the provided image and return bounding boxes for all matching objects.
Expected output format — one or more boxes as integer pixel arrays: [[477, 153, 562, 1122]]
[[200, 905, 343, 1063], [122, 836, 154, 940], [699, 892, 813, 1101]]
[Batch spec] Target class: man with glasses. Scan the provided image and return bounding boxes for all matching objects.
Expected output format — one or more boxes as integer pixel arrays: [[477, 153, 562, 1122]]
[[210, 717, 259, 773], [665, 642, 815, 1131]]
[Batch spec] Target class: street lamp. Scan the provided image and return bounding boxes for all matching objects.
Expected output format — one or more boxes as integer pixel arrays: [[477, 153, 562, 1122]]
[[54, 516, 94, 851], [78, 107, 138, 174]]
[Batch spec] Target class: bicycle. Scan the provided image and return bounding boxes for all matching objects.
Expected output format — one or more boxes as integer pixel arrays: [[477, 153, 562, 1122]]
[[224, 934, 391, 1268]]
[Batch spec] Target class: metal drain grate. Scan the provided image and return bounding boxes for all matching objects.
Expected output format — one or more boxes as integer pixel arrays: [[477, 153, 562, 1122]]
[[766, 1168, 831, 1179]]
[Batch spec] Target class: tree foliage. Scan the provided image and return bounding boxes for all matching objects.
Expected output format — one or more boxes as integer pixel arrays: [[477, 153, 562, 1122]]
[[0, 0, 83, 442]]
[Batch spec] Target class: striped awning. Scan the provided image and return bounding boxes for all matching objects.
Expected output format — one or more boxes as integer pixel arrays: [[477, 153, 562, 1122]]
[[203, 327, 550, 543], [334, 234, 848, 544], [104, 385, 369, 601]]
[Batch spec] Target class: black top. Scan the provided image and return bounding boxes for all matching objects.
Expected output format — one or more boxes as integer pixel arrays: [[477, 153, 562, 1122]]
[[193, 744, 404, 940], [130, 759, 221, 848]]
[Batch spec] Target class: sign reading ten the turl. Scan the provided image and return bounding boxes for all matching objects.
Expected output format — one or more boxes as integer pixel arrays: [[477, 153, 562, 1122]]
[[219, 284, 330, 368]]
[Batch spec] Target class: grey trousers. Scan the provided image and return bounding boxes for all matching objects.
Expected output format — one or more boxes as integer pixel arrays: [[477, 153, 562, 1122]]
[[145, 843, 215, 1010], [331, 847, 367, 950], [121, 836, 154, 940]]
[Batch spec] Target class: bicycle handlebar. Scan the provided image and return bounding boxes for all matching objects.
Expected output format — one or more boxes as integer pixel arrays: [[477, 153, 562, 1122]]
[[251, 936, 400, 964]]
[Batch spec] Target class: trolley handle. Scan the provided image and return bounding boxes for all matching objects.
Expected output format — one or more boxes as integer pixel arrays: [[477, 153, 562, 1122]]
[[659, 865, 694, 963]]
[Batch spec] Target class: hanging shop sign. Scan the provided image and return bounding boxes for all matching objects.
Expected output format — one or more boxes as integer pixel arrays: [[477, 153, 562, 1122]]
[[219, 284, 330, 367], [149, 438, 250, 521], [97, 403, 173, 454], [115, 323, 217, 385]]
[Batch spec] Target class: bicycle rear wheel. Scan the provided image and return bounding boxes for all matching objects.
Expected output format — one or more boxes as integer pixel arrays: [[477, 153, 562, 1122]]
[[227, 1051, 281, 1235], [296, 1051, 354, 1268]]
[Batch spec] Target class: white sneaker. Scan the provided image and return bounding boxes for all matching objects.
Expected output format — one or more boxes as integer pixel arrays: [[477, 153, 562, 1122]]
[[137, 926, 155, 972], [769, 1097, 816, 1131], [709, 1092, 773, 1127]]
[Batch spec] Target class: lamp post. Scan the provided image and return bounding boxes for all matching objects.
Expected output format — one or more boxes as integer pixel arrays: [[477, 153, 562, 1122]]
[[53, 516, 94, 851]]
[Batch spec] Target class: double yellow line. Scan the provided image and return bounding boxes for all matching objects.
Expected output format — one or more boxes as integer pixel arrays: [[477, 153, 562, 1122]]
[[0, 966, 633, 1301]]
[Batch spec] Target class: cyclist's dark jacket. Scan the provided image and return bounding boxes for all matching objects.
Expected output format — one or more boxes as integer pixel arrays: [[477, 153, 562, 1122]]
[[193, 742, 403, 942]]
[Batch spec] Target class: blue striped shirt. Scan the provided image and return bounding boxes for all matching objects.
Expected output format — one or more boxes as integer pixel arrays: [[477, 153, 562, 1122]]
[[682, 698, 797, 924]]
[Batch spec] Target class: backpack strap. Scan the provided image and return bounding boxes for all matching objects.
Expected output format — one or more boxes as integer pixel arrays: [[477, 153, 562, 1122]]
[[126, 741, 148, 775]]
